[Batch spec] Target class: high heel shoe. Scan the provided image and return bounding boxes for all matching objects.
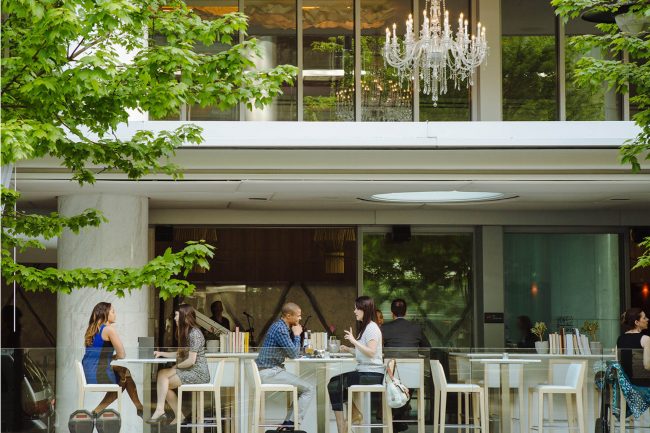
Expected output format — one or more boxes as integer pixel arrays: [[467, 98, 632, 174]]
[[145, 413, 167, 424]]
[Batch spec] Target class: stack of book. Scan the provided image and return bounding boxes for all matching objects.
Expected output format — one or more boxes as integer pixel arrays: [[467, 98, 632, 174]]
[[218, 328, 250, 353], [548, 328, 591, 355]]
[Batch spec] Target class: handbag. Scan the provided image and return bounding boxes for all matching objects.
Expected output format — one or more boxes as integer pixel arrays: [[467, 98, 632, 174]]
[[384, 359, 410, 409], [594, 370, 610, 433]]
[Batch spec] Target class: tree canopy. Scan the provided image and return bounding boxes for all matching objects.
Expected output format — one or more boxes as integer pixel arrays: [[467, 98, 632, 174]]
[[1, 0, 296, 298], [553, 0, 650, 270]]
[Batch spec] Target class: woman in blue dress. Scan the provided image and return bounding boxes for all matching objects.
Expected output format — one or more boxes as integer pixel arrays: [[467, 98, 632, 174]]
[[82, 302, 143, 416]]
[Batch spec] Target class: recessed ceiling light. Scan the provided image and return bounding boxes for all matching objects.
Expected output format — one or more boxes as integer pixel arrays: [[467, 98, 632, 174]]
[[368, 191, 510, 203]]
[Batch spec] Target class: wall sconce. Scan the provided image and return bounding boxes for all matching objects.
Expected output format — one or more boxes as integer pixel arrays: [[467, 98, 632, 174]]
[[531, 282, 539, 297]]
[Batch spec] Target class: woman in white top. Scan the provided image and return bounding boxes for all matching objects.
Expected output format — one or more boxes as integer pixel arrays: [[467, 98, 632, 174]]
[[327, 296, 383, 433]]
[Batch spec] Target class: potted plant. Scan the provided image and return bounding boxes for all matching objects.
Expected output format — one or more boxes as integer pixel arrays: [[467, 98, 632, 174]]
[[581, 320, 602, 354], [532, 322, 549, 354]]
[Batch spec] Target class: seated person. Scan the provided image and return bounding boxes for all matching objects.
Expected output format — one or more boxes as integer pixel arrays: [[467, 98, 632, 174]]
[[148, 304, 209, 425], [617, 308, 650, 387], [516, 315, 536, 349], [256, 302, 315, 431], [82, 302, 144, 416]]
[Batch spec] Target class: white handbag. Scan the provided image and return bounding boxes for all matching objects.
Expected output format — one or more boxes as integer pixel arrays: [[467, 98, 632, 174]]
[[384, 359, 410, 408]]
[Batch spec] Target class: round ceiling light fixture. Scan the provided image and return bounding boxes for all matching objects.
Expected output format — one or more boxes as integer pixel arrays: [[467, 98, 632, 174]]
[[367, 191, 513, 203]]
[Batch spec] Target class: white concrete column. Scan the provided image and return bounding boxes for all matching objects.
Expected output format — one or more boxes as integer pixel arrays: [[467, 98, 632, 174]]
[[245, 36, 278, 120], [476, 0, 502, 120], [56, 194, 149, 433]]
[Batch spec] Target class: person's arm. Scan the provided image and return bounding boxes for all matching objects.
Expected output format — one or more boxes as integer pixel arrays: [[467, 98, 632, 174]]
[[104, 326, 126, 359], [641, 335, 650, 370], [153, 351, 176, 358], [273, 325, 301, 359], [177, 329, 203, 368], [344, 327, 378, 358], [176, 352, 197, 369]]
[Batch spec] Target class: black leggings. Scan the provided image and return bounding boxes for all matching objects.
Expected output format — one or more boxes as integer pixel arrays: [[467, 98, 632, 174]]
[[327, 371, 384, 411]]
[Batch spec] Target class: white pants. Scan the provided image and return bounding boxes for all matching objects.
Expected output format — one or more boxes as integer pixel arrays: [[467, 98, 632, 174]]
[[258, 366, 315, 423]]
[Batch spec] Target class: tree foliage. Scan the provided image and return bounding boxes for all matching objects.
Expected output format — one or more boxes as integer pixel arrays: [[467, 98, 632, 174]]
[[552, 0, 649, 171], [1, 0, 297, 297], [553, 0, 650, 270]]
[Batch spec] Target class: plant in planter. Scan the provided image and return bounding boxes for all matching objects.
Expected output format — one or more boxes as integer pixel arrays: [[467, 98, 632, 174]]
[[581, 320, 602, 354], [531, 322, 549, 354]]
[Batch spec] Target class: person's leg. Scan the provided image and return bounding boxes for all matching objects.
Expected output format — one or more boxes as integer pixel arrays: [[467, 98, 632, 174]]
[[93, 392, 118, 414], [151, 367, 177, 419], [165, 375, 182, 424], [259, 368, 315, 425], [327, 372, 363, 433], [113, 366, 144, 413]]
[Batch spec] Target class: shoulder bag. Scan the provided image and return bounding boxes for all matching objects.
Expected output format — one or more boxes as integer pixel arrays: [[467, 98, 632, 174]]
[[384, 358, 410, 408]]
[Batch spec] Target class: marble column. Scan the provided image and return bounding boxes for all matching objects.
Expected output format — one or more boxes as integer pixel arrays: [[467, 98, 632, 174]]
[[56, 194, 149, 433]]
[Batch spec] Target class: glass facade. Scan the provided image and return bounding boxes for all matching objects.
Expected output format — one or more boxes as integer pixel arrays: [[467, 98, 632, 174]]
[[362, 232, 474, 347], [502, 0, 557, 120], [565, 19, 622, 121], [302, 0, 354, 121], [504, 233, 621, 349]]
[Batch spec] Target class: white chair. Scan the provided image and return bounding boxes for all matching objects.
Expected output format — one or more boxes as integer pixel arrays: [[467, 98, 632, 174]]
[[392, 358, 425, 433], [528, 361, 586, 433], [430, 360, 487, 433], [176, 359, 225, 433], [346, 384, 393, 432], [76, 361, 122, 413], [249, 360, 299, 433]]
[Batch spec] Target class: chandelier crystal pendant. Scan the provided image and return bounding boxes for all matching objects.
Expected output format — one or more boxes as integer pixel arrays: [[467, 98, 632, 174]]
[[382, 0, 488, 106]]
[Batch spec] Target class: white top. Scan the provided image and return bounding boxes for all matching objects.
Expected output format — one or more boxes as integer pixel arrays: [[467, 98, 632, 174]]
[[356, 321, 384, 373]]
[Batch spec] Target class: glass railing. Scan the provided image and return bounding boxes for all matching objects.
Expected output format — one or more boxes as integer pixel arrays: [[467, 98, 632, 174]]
[[0, 345, 629, 433]]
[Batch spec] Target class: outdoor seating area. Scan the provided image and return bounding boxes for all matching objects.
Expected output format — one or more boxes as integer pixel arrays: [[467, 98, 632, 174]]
[[10, 345, 650, 433]]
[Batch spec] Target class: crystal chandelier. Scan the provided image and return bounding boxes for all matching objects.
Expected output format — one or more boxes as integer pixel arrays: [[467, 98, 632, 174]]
[[382, 0, 488, 105]]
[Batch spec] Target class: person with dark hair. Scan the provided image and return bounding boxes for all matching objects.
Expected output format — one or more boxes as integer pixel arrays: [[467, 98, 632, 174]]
[[210, 300, 230, 331], [255, 302, 315, 431], [328, 296, 384, 433], [148, 304, 209, 425], [82, 302, 143, 416], [617, 308, 650, 387], [375, 309, 385, 326], [380, 298, 430, 432], [516, 315, 536, 349]]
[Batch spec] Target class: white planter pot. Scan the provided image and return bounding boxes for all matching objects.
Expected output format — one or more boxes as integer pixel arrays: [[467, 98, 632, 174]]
[[590, 341, 603, 355], [535, 341, 549, 354]]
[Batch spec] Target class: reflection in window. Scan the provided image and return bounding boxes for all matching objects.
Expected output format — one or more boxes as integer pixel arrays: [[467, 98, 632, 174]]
[[244, 0, 298, 120], [363, 233, 473, 347], [502, 0, 557, 120], [360, 0, 413, 121], [303, 0, 354, 121], [504, 233, 620, 349], [565, 19, 621, 121], [419, 0, 471, 121]]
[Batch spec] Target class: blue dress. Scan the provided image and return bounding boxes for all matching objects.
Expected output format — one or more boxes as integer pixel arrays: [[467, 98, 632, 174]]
[[82, 324, 118, 384]]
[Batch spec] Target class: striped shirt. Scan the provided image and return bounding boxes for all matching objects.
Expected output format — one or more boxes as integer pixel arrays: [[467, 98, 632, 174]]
[[255, 319, 301, 369]]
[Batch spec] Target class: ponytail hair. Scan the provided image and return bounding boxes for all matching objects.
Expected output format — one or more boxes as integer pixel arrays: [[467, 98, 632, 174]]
[[621, 308, 644, 332]]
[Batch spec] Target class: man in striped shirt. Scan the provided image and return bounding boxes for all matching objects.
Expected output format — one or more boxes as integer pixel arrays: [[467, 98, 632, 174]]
[[256, 302, 315, 430]]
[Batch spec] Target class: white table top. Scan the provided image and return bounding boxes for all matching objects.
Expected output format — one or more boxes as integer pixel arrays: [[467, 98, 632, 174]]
[[112, 358, 176, 364], [470, 358, 541, 364], [206, 352, 258, 359]]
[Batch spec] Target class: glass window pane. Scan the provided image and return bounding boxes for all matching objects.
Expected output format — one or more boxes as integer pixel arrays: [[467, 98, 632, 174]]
[[502, 0, 557, 120], [244, 0, 298, 121], [504, 233, 620, 349], [363, 233, 474, 347], [419, 0, 471, 121], [565, 19, 622, 121], [303, 0, 354, 121], [360, 0, 414, 121], [630, 56, 643, 119]]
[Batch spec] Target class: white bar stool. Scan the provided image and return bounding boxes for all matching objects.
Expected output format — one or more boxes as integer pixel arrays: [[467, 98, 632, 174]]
[[176, 359, 225, 433], [346, 384, 393, 432], [528, 360, 586, 433], [249, 360, 299, 433], [76, 361, 122, 414], [430, 360, 487, 433]]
